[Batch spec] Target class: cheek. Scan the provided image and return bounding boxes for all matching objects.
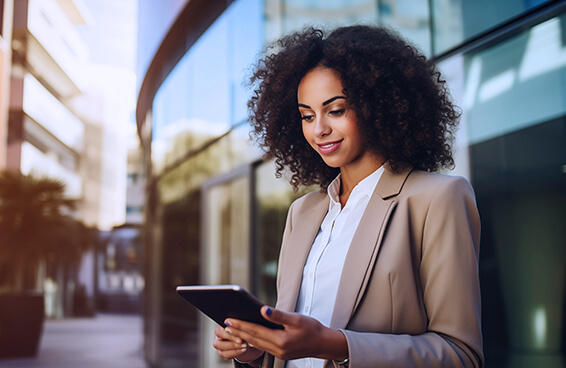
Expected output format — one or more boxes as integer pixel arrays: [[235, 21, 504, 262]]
[[347, 128, 367, 153], [302, 124, 319, 152], [302, 122, 313, 142], [342, 118, 363, 142]]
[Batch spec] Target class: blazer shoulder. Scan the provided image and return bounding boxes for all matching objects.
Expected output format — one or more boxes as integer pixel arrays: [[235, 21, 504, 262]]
[[404, 170, 475, 196], [289, 189, 328, 215]]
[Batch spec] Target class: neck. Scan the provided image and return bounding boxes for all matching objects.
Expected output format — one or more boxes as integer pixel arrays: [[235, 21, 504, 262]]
[[339, 156, 384, 206], [340, 159, 383, 192]]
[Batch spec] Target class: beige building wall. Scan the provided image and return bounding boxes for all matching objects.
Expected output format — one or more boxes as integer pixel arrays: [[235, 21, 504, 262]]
[[8, 0, 129, 230], [0, 0, 14, 169]]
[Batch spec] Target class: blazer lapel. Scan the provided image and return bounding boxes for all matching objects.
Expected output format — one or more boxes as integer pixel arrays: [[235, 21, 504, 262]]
[[276, 192, 329, 313], [273, 193, 329, 368], [329, 166, 412, 329]]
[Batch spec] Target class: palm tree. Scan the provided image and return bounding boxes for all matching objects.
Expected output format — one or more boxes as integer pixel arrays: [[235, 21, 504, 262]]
[[0, 170, 79, 292]]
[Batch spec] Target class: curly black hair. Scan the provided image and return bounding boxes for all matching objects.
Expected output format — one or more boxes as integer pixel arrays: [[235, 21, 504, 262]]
[[248, 25, 460, 190]]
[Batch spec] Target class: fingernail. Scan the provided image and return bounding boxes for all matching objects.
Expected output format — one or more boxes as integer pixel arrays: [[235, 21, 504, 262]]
[[225, 328, 232, 335], [240, 348, 247, 352], [241, 343, 247, 348], [266, 307, 272, 316], [224, 320, 231, 326]]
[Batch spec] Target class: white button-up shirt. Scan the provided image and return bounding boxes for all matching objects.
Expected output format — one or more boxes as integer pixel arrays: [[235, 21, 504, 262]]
[[287, 166, 384, 368]]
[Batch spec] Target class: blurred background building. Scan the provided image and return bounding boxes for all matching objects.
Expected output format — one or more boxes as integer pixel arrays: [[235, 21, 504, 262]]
[[0, 0, 142, 323], [0, 1, 13, 169], [136, 0, 566, 367]]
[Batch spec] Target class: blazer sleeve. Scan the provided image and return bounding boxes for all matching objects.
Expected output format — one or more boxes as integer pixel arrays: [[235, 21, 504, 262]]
[[276, 199, 297, 292], [340, 176, 484, 368]]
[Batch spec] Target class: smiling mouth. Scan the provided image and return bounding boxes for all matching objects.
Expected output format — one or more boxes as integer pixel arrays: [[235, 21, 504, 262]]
[[316, 140, 343, 154]]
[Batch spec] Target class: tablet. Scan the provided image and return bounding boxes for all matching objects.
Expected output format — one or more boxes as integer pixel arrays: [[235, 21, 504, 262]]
[[176, 284, 283, 329]]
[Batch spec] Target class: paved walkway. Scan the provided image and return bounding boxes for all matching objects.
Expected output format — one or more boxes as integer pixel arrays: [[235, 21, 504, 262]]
[[0, 314, 147, 368]]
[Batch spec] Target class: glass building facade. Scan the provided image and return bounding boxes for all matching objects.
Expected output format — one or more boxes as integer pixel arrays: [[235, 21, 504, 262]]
[[136, 1, 566, 367]]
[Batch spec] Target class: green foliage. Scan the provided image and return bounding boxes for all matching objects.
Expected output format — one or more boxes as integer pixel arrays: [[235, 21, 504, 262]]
[[0, 170, 82, 292]]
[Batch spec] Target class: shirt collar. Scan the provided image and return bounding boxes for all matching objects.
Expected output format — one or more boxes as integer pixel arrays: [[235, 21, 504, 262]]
[[327, 166, 385, 208]]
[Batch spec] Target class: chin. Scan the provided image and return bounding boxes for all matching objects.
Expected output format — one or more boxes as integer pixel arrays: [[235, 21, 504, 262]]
[[321, 159, 343, 168]]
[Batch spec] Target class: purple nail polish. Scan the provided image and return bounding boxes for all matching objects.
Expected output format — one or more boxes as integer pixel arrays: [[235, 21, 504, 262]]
[[266, 307, 272, 316], [224, 321, 231, 326]]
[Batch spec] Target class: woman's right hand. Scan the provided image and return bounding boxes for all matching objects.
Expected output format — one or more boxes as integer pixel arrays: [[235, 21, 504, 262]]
[[213, 325, 264, 365]]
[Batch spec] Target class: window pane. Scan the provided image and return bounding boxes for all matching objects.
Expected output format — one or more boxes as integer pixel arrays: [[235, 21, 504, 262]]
[[471, 117, 566, 367], [432, 0, 553, 55], [455, 12, 566, 367], [253, 162, 317, 306], [264, 0, 431, 56], [229, 0, 264, 124], [464, 15, 566, 145], [151, 0, 263, 175], [265, 0, 378, 41], [380, 0, 431, 56], [202, 174, 251, 367]]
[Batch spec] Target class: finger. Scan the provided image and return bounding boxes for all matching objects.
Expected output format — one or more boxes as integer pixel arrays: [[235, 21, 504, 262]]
[[224, 318, 274, 337], [213, 337, 248, 352], [230, 327, 285, 359], [213, 334, 249, 360], [215, 325, 243, 344], [216, 345, 248, 360], [221, 346, 264, 363], [223, 320, 284, 356], [260, 306, 300, 326]]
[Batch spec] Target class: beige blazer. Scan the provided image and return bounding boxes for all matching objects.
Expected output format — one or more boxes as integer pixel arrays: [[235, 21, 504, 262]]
[[246, 167, 483, 368]]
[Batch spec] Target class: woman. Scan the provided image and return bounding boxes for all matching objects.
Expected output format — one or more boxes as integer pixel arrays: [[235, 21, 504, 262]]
[[213, 25, 483, 368]]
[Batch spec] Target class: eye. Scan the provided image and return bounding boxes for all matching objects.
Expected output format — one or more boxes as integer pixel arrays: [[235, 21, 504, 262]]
[[329, 109, 345, 116], [301, 115, 315, 122]]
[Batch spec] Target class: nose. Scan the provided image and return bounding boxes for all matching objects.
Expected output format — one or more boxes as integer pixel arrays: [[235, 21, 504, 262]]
[[313, 116, 331, 137]]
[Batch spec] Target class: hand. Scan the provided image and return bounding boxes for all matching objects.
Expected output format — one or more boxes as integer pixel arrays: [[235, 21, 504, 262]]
[[212, 325, 264, 364], [224, 306, 348, 361]]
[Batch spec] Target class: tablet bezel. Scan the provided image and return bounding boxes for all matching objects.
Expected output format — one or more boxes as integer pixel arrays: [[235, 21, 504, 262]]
[[176, 284, 283, 330]]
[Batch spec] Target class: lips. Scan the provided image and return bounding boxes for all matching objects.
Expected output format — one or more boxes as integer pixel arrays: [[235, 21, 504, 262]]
[[316, 140, 343, 155]]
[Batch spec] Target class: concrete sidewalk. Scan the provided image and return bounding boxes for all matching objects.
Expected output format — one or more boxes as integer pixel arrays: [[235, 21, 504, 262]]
[[0, 314, 147, 368]]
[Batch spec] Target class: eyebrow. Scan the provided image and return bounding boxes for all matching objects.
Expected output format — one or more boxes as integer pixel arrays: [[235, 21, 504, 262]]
[[323, 96, 346, 106], [298, 95, 346, 109]]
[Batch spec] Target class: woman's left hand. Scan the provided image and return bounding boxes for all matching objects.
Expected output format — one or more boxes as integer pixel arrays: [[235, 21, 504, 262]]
[[224, 306, 348, 361]]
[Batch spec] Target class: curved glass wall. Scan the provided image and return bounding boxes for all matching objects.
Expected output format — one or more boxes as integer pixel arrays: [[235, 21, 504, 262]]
[[149, 2, 264, 367], [151, 0, 263, 178]]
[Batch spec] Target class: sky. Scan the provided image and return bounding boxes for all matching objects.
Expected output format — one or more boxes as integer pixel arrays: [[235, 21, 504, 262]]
[[76, 0, 138, 71], [74, 0, 139, 135]]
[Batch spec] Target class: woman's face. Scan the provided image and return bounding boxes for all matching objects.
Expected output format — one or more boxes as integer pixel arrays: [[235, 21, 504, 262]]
[[298, 67, 373, 172]]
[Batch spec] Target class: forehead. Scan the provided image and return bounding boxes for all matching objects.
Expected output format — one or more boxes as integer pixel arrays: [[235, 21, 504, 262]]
[[297, 67, 344, 103]]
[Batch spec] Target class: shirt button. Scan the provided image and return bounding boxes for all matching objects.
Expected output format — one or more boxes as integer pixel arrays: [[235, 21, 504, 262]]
[[309, 272, 314, 279], [304, 306, 309, 313]]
